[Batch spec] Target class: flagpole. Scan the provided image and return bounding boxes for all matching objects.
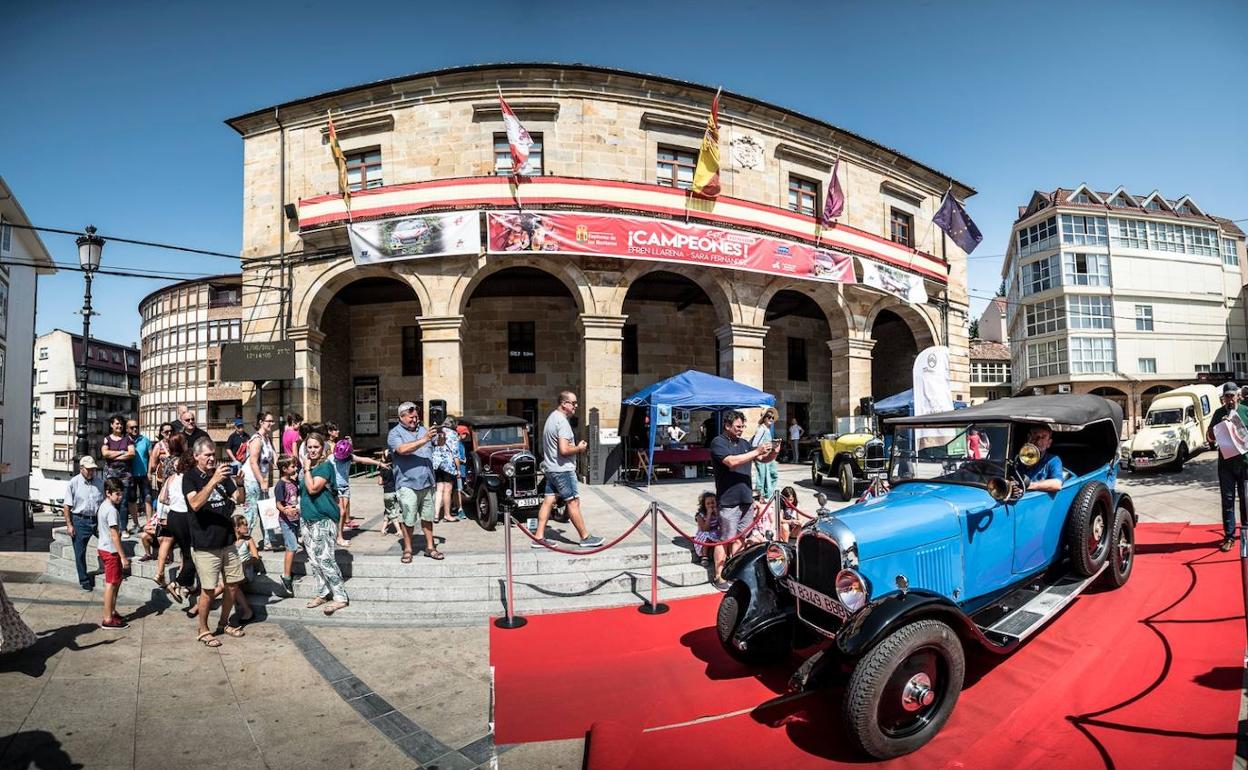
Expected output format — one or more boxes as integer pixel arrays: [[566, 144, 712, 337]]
[[817, 147, 843, 249]]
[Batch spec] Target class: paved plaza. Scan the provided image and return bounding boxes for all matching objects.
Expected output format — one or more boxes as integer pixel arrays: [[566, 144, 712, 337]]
[[0, 453, 1231, 769]]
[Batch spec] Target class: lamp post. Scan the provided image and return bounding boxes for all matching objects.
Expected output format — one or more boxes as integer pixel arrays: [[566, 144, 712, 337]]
[[75, 226, 104, 461]]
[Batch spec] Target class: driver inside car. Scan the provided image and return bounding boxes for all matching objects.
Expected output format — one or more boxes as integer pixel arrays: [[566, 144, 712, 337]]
[[1016, 425, 1064, 497]]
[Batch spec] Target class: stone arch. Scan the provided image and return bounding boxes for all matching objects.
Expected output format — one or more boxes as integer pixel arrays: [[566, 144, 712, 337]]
[[450, 253, 594, 317], [1089, 386, 1129, 427], [862, 296, 938, 350], [609, 261, 739, 327], [760, 287, 841, 434], [754, 278, 852, 339], [296, 259, 432, 330]]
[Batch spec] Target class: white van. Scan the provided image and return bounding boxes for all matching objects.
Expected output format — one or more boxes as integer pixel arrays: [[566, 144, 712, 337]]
[[1121, 384, 1219, 471]]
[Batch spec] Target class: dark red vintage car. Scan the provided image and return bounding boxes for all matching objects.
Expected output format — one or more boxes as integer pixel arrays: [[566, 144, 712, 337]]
[[458, 415, 565, 530]]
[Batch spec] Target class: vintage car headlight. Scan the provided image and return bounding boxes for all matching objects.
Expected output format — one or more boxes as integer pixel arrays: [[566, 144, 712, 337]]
[[503, 462, 516, 478], [1156, 440, 1178, 457], [765, 543, 789, 578], [835, 568, 869, 612], [853, 445, 866, 459]]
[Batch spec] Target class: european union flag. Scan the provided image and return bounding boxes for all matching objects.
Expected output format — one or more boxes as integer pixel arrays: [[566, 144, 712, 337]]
[[933, 191, 983, 254]]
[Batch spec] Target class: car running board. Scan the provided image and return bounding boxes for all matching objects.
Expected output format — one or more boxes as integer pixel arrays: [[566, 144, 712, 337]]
[[973, 563, 1108, 647]]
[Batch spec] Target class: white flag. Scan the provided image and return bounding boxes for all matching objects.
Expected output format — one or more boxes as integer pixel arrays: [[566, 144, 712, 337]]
[[498, 92, 533, 175], [859, 258, 928, 305], [913, 346, 955, 448]]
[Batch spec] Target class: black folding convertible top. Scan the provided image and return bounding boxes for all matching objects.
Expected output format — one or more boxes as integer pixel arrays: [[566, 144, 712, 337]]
[[885, 394, 1122, 435]]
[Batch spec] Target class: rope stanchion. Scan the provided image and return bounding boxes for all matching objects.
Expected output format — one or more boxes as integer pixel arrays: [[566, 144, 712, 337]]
[[639, 501, 668, 615], [656, 498, 774, 549], [511, 509, 651, 555], [495, 500, 527, 630]]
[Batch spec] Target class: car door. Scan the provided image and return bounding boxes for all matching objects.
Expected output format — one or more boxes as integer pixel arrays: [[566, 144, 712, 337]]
[[1011, 486, 1061, 574], [963, 499, 1016, 597]]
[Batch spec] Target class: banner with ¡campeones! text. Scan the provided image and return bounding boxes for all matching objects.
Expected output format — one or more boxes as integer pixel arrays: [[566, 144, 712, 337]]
[[485, 211, 856, 284]]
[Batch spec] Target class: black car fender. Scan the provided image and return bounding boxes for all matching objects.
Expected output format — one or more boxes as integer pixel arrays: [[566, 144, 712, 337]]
[[481, 475, 504, 492], [1112, 490, 1135, 522], [722, 542, 796, 640], [834, 589, 1010, 658]]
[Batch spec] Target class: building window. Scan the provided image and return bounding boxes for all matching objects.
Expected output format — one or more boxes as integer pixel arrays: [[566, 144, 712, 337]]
[[1185, 226, 1218, 257], [889, 208, 914, 247], [1109, 217, 1148, 249], [1021, 254, 1060, 296], [54, 394, 69, 408], [1063, 253, 1111, 287], [1060, 214, 1108, 246], [401, 326, 422, 377], [1072, 191, 1091, 204], [1145, 220, 1184, 253], [787, 337, 808, 381], [1025, 297, 1065, 336], [209, 285, 241, 308], [1017, 216, 1058, 257], [1223, 238, 1240, 267], [1234, 352, 1247, 378], [1138, 358, 1157, 374], [622, 324, 638, 375], [493, 132, 544, 176], [37, 370, 47, 384], [1135, 305, 1154, 331], [345, 148, 383, 192], [54, 447, 69, 463], [1109, 194, 1133, 208], [656, 146, 697, 190], [1067, 295, 1112, 330], [1026, 339, 1068, 378], [787, 176, 819, 216], [508, 321, 536, 374], [971, 361, 1010, 383], [1069, 336, 1115, 374], [1145, 198, 1162, 211], [38, 346, 48, 360], [1195, 364, 1212, 374]]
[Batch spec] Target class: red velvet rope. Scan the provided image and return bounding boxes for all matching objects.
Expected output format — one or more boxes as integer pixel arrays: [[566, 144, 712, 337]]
[[511, 509, 652, 555], [656, 498, 774, 548], [788, 503, 818, 521]]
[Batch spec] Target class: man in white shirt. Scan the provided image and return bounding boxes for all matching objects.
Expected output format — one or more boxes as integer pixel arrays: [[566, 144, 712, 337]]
[[531, 390, 604, 548], [787, 418, 805, 463], [63, 456, 105, 591]]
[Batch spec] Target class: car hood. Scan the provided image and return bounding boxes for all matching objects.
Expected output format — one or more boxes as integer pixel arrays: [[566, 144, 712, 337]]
[[829, 482, 989, 558], [1126, 425, 1181, 450]]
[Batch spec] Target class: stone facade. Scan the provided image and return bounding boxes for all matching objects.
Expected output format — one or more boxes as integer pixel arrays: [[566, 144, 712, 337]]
[[224, 64, 972, 471]]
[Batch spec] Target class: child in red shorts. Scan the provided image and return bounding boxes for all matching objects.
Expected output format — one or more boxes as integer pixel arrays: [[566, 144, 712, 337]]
[[98, 478, 131, 629]]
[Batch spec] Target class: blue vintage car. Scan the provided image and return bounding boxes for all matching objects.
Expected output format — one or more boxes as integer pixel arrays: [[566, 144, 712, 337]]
[[716, 394, 1135, 759]]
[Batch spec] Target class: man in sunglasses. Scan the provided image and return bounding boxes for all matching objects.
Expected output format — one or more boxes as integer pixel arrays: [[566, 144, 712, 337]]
[[126, 419, 154, 528], [177, 405, 210, 451]]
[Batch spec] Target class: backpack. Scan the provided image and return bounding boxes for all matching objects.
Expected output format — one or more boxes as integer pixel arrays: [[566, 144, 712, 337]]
[[233, 434, 252, 464]]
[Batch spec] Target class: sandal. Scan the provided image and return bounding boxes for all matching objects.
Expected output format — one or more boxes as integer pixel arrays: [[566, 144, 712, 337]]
[[424, 549, 445, 561], [306, 596, 329, 609], [197, 631, 222, 648], [401, 551, 413, 564], [217, 624, 245, 638], [336, 539, 351, 548]]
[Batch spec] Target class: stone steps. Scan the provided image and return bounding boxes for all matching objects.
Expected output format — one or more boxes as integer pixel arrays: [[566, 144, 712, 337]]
[[44, 527, 720, 626]]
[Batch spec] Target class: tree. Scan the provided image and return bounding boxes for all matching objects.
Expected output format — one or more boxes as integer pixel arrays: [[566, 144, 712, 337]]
[[969, 319, 980, 339], [996, 279, 1006, 297]]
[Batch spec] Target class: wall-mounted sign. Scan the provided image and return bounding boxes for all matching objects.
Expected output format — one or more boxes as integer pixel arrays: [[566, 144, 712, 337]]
[[219, 341, 295, 383], [348, 211, 481, 265], [353, 376, 380, 436], [486, 211, 856, 284]]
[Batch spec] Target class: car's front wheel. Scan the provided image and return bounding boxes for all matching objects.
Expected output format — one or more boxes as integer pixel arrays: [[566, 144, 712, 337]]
[[811, 457, 825, 487], [843, 619, 965, 760], [838, 462, 856, 502], [716, 583, 790, 665], [1103, 506, 1135, 589], [1066, 481, 1113, 576], [475, 490, 498, 531]]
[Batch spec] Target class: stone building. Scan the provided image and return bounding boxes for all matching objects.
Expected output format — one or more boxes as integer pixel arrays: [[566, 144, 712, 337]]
[[1003, 184, 1247, 431], [30, 330, 140, 502], [137, 274, 244, 443], [223, 64, 973, 472]]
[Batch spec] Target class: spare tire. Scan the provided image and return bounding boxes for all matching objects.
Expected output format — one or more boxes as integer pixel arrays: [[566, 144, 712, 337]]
[[1065, 481, 1113, 576]]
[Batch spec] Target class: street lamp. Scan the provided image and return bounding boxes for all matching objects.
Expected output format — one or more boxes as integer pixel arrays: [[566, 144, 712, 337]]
[[75, 226, 104, 461]]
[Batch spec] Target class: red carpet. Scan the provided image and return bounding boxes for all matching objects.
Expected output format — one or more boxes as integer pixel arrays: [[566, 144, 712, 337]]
[[490, 523, 1244, 769]]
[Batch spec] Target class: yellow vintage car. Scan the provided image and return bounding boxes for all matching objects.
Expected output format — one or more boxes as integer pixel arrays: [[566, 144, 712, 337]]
[[810, 416, 888, 501]]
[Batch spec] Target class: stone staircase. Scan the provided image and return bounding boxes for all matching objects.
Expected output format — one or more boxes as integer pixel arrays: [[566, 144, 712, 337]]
[[44, 527, 719, 626]]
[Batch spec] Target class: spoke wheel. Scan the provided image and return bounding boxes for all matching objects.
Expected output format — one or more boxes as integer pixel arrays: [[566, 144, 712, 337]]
[[475, 490, 498, 531], [1104, 506, 1135, 588]]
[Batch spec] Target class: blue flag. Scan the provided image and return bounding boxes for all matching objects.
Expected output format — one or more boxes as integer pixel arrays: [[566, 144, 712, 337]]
[[933, 190, 982, 254]]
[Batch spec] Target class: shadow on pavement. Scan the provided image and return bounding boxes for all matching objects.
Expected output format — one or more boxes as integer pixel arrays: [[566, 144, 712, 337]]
[[0, 730, 83, 770], [0, 623, 117, 678]]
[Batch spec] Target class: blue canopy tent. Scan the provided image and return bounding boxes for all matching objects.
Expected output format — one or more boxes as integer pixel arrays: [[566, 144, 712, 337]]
[[873, 389, 970, 418], [622, 370, 776, 483]]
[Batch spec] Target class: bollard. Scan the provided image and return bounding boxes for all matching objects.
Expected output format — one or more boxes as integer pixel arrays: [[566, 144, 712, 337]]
[[772, 486, 782, 541], [494, 511, 527, 629], [639, 502, 669, 615]]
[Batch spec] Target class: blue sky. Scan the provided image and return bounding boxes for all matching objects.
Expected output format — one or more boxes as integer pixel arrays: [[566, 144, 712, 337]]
[[4, 0, 1245, 346]]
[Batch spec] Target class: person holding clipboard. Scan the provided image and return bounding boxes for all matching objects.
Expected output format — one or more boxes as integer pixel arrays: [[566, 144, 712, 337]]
[[1207, 382, 1245, 552]]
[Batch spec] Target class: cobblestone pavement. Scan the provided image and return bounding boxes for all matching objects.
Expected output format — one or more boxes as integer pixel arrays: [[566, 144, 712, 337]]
[[0, 452, 1231, 769]]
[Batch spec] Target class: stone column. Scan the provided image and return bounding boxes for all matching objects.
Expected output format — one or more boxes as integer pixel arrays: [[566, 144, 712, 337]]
[[418, 315, 465, 417], [829, 336, 875, 419], [579, 314, 627, 428], [288, 325, 326, 422], [715, 323, 769, 435]]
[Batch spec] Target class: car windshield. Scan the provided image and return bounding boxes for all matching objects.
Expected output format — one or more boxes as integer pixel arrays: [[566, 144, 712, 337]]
[[836, 416, 874, 435], [890, 423, 1011, 487], [476, 425, 525, 447], [1145, 408, 1182, 426]]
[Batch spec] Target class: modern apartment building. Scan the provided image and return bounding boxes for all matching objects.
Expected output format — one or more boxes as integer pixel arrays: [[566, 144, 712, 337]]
[[30, 330, 140, 502], [137, 274, 244, 443], [1003, 185, 1247, 431], [0, 177, 57, 528]]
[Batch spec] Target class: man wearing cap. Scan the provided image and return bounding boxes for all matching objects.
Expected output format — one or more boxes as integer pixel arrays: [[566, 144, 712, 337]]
[[226, 418, 248, 475], [1207, 382, 1245, 551], [63, 456, 105, 591], [387, 402, 441, 561]]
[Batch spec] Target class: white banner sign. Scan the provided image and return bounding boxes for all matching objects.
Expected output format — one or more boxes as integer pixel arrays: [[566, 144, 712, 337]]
[[913, 345, 955, 447], [859, 258, 928, 305], [347, 211, 481, 265]]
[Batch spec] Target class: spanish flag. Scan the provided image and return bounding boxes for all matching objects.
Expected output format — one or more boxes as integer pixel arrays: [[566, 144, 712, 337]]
[[691, 87, 722, 198], [327, 110, 351, 215]]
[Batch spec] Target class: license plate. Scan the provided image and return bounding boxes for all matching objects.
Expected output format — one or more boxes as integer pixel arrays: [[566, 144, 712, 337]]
[[513, 497, 541, 508], [782, 578, 850, 621], [1135, 458, 1150, 467]]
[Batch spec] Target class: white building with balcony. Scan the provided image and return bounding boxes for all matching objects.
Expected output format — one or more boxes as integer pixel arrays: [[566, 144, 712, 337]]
[[1003, 185, 1247, 432], [30, 330, 140, 502]]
